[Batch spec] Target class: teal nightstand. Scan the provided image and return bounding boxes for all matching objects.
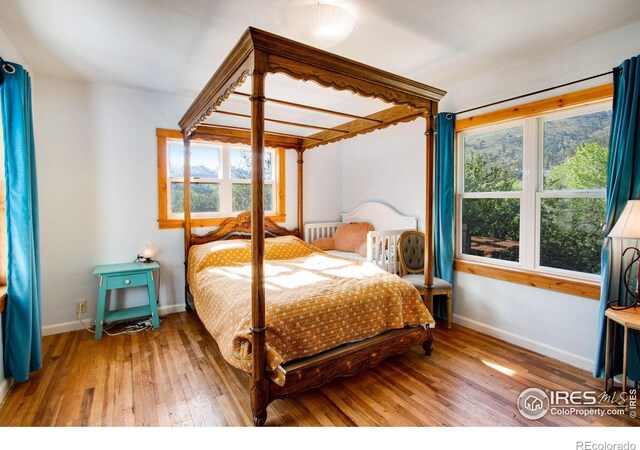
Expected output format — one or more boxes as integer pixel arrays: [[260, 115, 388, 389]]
[[92, 261, 160, 339]]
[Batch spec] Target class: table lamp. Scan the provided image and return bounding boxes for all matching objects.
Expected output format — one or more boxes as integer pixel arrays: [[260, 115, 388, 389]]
[[607, 200, 640, 308], [138, 245, 157, 263]]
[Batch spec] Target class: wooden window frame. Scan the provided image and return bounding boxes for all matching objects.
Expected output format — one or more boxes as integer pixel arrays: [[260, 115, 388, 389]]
[[157, 129, 286, 229], [454, 84, 613, 300]]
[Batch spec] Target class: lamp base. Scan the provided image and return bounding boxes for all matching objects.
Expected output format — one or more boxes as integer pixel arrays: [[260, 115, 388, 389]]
[[136, 255, 155, 264], [609, 246, 640, 310]]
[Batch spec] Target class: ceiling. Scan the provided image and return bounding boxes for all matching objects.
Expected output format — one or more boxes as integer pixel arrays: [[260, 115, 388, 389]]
[[1, 0, 639, 134]]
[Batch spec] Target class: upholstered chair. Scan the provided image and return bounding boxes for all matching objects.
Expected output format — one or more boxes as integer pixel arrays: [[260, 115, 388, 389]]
[[398, 230, 452, 329]]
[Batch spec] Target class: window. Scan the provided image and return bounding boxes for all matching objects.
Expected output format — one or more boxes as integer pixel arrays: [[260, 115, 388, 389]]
[[539, 109, 610, 275], [157, 129, 285, 228], [457, 92, 611, 286], [229, 148, 274, 213], [460, 125, 523, 264]]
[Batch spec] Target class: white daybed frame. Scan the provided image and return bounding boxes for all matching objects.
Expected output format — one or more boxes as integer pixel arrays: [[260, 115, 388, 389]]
[[304, 202, 418, 274]]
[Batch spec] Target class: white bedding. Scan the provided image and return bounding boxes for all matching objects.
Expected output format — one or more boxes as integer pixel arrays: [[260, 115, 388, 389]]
[[326, 250, 367, 261]]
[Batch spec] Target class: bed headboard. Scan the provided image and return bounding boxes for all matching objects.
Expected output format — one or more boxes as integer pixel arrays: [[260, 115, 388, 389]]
[[341, 202, 417, 231], [190, 211, 297, 246]]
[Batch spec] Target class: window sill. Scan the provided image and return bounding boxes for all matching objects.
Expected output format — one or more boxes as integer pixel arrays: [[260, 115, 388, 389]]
[[454, 259, 601, 300], [0, 285, 6, 313], [159, 214, 287, 229]]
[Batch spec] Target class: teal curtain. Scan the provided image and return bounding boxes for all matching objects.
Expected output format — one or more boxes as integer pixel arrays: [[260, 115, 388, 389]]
[[0, 62, 42, 382], [593, 56, 640, 380], [433, 113, 456, 320]]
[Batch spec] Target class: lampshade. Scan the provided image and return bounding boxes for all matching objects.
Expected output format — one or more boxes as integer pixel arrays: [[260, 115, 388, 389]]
[[280, 2, 355, 49], [608, 200, 640, 239], [142, 245, 157, 259]]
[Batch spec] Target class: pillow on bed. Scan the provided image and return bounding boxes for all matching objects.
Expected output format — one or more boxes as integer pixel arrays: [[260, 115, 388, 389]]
[[312, 222, 373, 256], [264, 235, 318, 260], [311, 237, 335, 251], [190, 236, 319, 281]]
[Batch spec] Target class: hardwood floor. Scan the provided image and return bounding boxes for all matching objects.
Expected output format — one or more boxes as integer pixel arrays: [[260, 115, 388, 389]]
[[0, 312, 636, 426]]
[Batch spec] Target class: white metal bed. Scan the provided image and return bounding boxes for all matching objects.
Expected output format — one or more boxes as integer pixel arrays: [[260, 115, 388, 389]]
[[304, 201, 418, 274]]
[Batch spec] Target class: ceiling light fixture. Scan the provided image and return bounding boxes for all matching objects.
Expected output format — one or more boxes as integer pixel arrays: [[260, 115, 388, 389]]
[[280, 2, 355, 49]]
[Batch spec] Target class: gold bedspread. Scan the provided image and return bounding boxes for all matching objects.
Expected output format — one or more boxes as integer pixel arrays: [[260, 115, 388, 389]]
[[188, 235, 434, 385]]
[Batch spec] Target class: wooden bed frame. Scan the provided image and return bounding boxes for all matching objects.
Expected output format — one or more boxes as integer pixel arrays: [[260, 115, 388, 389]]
[[184, 212, 433, 417], [179, 27, 445, 426]]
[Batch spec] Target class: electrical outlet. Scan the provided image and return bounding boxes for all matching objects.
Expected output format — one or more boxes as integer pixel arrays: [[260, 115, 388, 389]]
[[75, 299, 87, 315]]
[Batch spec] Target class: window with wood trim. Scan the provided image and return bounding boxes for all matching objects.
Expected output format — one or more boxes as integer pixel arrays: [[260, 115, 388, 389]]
[[456, 88, 612, 286], [157, 129, 286, 229]]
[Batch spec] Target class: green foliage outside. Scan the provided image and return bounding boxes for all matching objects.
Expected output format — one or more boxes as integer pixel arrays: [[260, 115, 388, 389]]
[[540, 142, 608, 274], [171, 149, 275, 214], [543, 112, 611, 176], [230, 150, 274, 212], [171, 183, 220, 213], [545, 142, 608, 190], [464, 127, 523, 192], [462, 110, 610, 273], [232, 183, 274, 212], [462, 127, 523, 262], [230, 149, 273, 180], [462, 161, 521, 262]]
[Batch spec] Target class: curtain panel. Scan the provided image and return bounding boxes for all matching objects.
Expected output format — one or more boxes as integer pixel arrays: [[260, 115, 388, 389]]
[[433, 113, 456, 320], [594, 56, 640, 381], [0, 62, 42, 382]]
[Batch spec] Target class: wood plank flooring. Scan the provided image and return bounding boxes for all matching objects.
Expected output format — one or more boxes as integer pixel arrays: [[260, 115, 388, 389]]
[[0, 312, 636, 426]]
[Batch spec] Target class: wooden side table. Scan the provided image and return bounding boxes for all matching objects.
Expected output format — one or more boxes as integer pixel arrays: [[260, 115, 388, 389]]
[[604, 307, 640, 396], [92, 262, 160, 339]]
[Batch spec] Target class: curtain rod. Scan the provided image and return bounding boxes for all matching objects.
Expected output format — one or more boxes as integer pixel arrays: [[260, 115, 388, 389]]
[[455, 68, 620, 116], [0, 55, 16, 86]]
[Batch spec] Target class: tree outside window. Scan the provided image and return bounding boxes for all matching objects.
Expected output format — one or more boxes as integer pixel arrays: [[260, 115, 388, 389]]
[[458, 104, 611, 278]]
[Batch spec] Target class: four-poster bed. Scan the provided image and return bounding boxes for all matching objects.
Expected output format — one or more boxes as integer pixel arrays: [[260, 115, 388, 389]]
[[178, 27, 446, 426]]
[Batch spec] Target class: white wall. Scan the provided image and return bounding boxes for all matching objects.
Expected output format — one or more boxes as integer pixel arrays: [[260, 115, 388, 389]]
[[34, 77, 189, 330], [340, 21, 640, 371], [453, 272, 600, 369], [342, 120, 425, 227], [31, 75, 340, 333], [0, 27, 27, 68], [439, 21, 640, 113], [304, 142, 343, 223]]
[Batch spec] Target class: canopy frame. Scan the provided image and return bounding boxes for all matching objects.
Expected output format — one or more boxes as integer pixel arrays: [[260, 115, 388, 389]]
[[179, 27, 445, 426]]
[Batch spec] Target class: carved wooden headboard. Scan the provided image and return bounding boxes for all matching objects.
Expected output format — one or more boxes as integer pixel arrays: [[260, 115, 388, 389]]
[[189, 211, 297, 246]]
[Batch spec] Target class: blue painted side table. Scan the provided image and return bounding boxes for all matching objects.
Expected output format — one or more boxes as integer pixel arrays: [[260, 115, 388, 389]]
[[92, 261, 160, 339]]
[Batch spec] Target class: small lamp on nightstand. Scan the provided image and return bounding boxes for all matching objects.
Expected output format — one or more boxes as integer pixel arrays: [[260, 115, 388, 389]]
[[607, 200, 640, 309], [137, 245, 157, 264]]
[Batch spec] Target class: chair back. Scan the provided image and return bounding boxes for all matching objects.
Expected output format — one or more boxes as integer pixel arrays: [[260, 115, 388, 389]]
[[398, 230, 425, 276]]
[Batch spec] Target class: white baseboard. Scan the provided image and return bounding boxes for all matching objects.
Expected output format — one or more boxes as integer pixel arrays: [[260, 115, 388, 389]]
[[0, 377, 13, 407], [452, 313, 595, 372], [41, 303, 186, 336]]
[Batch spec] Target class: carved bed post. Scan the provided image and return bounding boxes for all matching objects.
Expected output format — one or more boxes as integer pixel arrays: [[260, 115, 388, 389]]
[[297, 149, 304, 239], [423, 105, 437, 355], [250, 57, 269, 427], [183, 136, 192, 311]]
